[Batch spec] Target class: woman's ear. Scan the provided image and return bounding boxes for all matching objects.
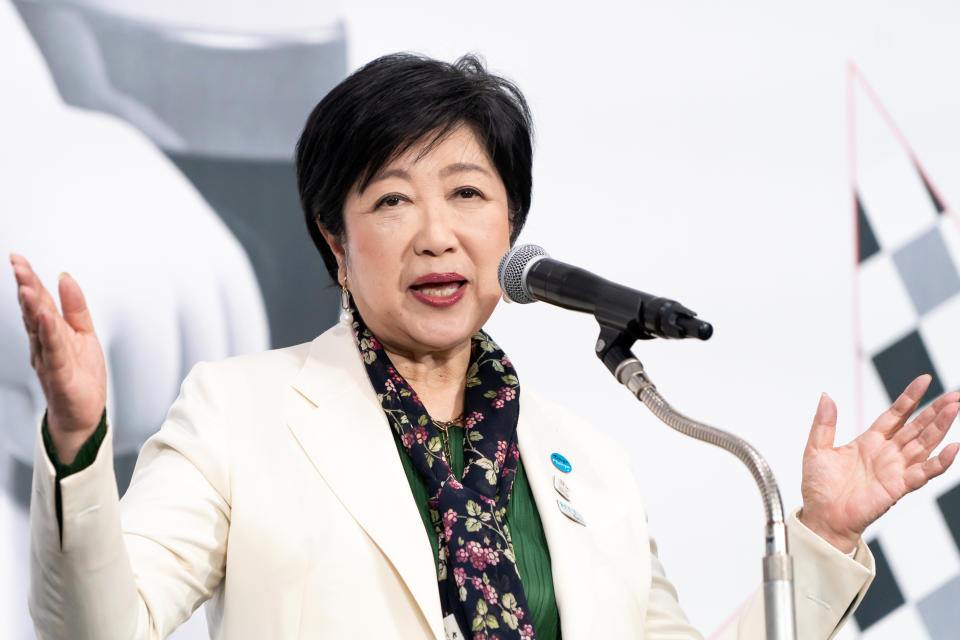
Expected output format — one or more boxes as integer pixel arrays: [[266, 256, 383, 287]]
[[317, 222, 347, 284]]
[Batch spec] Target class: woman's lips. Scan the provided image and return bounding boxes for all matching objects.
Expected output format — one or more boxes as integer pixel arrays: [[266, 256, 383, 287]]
[[409, 274, 467, 307]]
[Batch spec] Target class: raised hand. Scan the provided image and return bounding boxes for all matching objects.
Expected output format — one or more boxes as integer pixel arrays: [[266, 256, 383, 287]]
[[798, 375, 960, 552], [10, 254, 107, 465]]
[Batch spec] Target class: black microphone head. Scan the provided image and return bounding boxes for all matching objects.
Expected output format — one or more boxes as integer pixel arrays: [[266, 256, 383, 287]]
[[497, 244, 549, 304]]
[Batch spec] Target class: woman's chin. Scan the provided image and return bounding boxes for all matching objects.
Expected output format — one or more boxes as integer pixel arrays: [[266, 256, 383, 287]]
[[409, 326, 474, 353], [403, 314, 482, 352], [360, 295, 497, 356]]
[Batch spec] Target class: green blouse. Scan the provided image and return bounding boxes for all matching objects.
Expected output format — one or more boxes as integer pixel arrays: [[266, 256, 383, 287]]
[[390, 424, 561, 640]]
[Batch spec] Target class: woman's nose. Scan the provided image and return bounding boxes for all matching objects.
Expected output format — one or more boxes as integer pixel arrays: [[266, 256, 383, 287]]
[[413, 199, 457, 256]]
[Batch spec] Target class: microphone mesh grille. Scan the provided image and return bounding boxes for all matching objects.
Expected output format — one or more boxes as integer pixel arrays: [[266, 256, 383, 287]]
[[498, 244, 548, 304]]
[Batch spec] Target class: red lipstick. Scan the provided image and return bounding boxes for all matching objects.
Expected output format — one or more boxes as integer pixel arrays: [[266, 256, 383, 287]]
[[409, 272, 467, 307]]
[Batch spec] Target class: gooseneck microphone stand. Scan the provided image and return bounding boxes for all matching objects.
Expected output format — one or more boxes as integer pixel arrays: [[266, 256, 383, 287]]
[[497, 244, 798, 639], [595, 326, 798, 640]]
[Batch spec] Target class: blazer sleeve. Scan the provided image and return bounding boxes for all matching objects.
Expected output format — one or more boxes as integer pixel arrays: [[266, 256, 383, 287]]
[[644, 510, 875, 640], [29, 362, 231, 640]]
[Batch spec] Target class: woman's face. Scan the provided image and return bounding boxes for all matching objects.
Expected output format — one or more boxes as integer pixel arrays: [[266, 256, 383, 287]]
[[325, 125, 512, 357]]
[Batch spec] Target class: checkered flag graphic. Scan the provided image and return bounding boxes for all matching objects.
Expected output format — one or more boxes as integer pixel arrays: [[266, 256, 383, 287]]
[[849, 65, 960, 640]]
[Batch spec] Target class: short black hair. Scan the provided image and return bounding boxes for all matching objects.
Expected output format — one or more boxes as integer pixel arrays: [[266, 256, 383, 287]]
[[296, 53, 534, 284]]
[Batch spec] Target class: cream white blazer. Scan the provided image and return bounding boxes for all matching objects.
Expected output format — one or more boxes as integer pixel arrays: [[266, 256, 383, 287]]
[[28, 320, 875, 639]]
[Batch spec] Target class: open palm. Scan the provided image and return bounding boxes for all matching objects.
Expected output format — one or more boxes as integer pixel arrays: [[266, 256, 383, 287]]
[[799, 375, 960, 552], [11, 254, 107, 462]]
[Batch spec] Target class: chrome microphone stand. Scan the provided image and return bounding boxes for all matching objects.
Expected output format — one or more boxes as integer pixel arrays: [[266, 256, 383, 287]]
[[496, 242, 798, 638], [595, 327, 797, 640]]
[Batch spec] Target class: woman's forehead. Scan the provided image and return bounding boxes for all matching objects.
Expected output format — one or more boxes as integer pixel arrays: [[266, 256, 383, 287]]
[[355, 126, 496, 196], [382, 126, 491, 173]]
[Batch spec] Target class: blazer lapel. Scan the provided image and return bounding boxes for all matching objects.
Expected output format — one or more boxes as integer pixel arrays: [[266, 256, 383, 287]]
[[517, 397, 598, 640], [286, 322, 445, 640]]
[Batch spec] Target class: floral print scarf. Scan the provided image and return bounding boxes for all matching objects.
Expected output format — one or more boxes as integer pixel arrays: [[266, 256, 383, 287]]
[[352, 312, 538, 640]]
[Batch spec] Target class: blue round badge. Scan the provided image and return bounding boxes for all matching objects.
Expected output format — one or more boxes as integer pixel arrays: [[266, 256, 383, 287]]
[[551, 452, 572, 473]]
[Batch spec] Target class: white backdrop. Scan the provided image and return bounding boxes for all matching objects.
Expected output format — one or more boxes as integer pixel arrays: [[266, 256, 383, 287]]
[[337, 2, 960, 637], [4, 1, 960, 638]]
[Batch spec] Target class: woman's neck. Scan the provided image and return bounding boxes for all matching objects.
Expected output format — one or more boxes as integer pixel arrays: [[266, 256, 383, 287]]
[[383, 340, 471, 422]]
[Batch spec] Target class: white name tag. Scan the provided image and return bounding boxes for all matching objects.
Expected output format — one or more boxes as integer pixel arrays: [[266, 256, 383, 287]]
[[553, 474, 571, 501], [444, 613, 465, 640], [557, 498, 587, 526]]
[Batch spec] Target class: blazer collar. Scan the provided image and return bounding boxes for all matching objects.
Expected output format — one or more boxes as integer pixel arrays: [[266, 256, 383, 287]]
[[287, 320, 446, 640], [287, 321, 598, 640]]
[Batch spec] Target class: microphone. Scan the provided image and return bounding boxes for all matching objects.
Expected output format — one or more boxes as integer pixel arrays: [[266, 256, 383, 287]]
[[497, 244, 713, 341]]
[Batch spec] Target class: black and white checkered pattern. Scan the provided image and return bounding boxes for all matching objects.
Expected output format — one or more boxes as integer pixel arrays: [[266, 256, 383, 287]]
[[850, 67, 960, 640]]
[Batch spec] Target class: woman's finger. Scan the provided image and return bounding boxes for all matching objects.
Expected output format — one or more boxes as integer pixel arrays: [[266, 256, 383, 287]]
[[58, 273, 95, 334], [893, 391, 960, 447], [870, 374, 932, 437], [18, 284, 41, 334], [806, 393, 838, 451], [11, 255, 58, 315], [37, 310, 70, 372], [26, 317, 42, 369], [911, 442, 960, 490], [921, 402, 958, 447], [17, 276, 60, 337], [902, 402, 960, 463], [18, 285, 39, 339]]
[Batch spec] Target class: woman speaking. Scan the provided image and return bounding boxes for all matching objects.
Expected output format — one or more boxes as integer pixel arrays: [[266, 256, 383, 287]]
[[11, 53, 960, 639]]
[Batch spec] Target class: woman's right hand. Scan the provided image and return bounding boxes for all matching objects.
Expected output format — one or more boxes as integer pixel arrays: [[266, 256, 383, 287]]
[[10, 254, 107, 465]]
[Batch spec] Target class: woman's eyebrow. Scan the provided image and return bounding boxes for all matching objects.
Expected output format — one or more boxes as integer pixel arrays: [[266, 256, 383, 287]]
[[368, 168, 410, 185], [365, 162, 489, 192], [439, 162, 491, 178]]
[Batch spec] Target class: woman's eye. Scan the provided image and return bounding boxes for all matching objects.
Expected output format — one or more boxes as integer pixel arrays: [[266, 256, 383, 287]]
[[375, 194, 405, 208], [456, 188, 482, 199]]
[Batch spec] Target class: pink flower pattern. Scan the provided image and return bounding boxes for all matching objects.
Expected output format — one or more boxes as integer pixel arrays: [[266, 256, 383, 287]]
[[464, 410, 484, 428], [441, 509, 457, 541], [495, 440, 508, 467], [491, 386, 517, 408], [412, 425, 429, 444]]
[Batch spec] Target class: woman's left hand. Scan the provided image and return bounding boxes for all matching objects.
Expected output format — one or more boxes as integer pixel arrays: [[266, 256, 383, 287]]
[[798, 374, 960, 553]]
